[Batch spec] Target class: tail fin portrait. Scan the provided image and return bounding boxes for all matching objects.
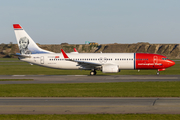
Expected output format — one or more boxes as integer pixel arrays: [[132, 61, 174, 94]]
[[13, 24, 53, 54]]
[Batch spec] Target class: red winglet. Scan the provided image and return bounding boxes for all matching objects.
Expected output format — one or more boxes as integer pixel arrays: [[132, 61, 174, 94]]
[[74, 48, 78, 52], [61, 49, 69, 59], [13, 24, 22, 29]]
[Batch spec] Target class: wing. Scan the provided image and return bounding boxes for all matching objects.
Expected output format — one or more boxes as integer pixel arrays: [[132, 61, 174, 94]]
[[61, 49, 102, 69]]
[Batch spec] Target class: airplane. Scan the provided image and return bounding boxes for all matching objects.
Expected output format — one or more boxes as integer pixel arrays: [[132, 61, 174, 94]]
[[13, 24, 175, 75]]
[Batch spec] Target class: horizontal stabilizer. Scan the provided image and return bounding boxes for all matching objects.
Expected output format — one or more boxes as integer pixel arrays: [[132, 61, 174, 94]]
[[14, 53, 31, 58]]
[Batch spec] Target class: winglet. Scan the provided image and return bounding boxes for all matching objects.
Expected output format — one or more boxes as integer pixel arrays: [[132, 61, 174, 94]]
[[61, 49, 69, 59], [74, 48, 78, 52]]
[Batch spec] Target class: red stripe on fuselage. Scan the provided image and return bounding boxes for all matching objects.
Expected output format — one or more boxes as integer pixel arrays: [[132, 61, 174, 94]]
[[135, 53, 168, 69]]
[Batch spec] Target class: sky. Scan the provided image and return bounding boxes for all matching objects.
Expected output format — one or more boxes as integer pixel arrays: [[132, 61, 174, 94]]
[[1, 0, 180, 44]]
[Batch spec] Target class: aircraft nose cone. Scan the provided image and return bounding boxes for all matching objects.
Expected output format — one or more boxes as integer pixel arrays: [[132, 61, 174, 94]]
[[168, 60, 175, 67]]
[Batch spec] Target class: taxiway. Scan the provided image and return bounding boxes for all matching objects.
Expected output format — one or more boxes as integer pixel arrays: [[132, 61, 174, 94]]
[[0, 75, 179, 84]]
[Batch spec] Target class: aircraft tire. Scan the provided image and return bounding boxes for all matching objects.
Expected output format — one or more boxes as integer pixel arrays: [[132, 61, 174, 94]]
[[157, 71, 160, 75], [90, 71, 96, 75]]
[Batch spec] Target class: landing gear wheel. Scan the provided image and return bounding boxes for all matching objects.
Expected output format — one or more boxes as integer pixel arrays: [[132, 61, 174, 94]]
[[90, 71, 96, 76], [157, 71, 160, 75]]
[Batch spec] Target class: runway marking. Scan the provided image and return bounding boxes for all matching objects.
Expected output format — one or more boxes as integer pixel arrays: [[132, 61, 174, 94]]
[[67, 75, 88, 76], [12, 75, 26, 77]]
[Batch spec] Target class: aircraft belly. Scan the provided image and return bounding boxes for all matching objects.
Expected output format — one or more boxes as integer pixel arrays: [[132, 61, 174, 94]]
[[45, 64, 59, 69], [59, 61, 79, 69]]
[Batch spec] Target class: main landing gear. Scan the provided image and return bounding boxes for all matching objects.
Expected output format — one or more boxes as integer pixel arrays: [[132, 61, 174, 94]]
[[157, 71, 160, 75], [90, 70, 97, 76]]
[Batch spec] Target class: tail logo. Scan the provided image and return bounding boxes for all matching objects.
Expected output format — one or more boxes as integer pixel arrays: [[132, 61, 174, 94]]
[[19, 37, 31, 54]]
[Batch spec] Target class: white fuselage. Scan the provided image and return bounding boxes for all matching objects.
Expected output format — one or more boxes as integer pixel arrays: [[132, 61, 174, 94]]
[[21, 53, 135, 70]]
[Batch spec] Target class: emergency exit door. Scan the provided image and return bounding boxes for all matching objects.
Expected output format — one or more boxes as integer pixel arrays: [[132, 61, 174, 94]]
[[40, 56, 44, 64]]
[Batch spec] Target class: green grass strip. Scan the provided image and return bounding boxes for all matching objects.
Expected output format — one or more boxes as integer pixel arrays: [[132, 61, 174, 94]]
[[0, 79, 33, 81], [1, 82, 180, 97], [0, 114, 180, 120]]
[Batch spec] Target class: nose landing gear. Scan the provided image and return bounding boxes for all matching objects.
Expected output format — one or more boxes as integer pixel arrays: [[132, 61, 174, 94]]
[[156, 71, 160, 75], [157, 68, 165, 75]]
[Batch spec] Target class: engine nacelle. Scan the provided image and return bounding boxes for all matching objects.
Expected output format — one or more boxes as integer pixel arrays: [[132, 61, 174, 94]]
[[102, 64, 120, 73]]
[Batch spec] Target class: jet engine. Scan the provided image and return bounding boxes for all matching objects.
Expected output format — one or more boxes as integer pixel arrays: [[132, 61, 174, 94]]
[[102, 64, 120, 73]]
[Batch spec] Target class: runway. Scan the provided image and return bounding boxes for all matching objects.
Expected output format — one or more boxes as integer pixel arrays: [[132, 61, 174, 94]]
[[0, 75, 180, 84], [1, 75, 180, 114], [0, 97, 180, 114]]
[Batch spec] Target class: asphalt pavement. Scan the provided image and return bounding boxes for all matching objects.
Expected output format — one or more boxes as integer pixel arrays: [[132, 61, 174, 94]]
[[0, 97, 180, 114], [0, 75, 179, 84]]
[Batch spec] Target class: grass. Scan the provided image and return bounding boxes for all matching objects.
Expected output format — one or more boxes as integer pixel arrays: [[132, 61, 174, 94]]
[[0, 79, 33, 81], [0, 58, 179, 75], [0, 114, 180, 120], [0, 82, 180, 97], [0, 58, 19, 61]]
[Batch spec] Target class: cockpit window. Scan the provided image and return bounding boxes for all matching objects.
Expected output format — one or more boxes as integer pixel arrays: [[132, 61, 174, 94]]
[[162, 58, 168, 60]]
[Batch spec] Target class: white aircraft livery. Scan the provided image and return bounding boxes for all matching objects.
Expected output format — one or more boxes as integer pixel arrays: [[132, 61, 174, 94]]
[[13, 24, 175, 75]]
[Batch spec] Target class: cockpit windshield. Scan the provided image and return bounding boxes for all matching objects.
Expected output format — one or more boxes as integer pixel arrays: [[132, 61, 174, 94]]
[[162, 58, 168, 60]]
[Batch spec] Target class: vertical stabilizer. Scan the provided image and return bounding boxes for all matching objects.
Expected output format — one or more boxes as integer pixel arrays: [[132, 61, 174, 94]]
[[13, 24, 53, 54]]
